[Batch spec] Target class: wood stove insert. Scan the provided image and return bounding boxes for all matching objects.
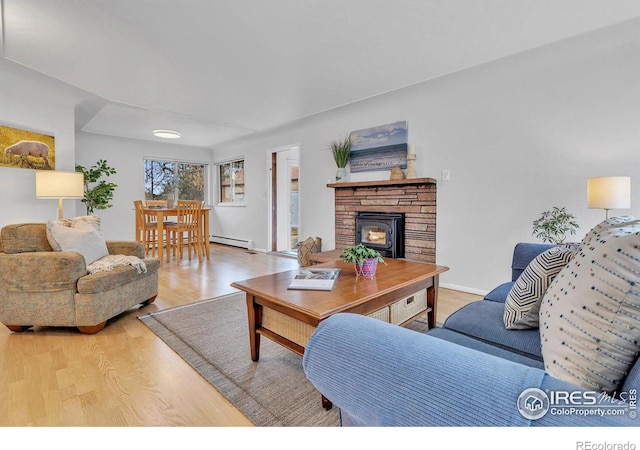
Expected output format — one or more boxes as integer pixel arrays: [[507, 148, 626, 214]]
[[355, 212, 404, 259]]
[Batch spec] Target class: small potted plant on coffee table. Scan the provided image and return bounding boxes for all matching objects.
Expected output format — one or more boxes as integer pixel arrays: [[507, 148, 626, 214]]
[[340, 243, 386, 278]]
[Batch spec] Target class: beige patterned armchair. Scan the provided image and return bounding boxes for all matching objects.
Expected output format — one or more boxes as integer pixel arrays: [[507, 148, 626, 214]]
[[0, 223, 160, 334]]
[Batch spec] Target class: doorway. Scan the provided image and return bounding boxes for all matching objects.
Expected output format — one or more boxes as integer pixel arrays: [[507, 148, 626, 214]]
[[270, 146, 300, 255]]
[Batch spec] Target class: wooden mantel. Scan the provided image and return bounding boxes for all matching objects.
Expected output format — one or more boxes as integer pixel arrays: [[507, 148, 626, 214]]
[[327, 177, 437, 189], [328, 177, 437, 263]]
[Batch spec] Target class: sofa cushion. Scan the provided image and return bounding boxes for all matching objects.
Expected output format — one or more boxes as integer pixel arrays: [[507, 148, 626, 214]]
[[443, 300, 543, 360], [427, 328, 544, 369], [503, 245, 576, 330], [47, 220, 109, 265], [45, 215, 101, 251], [540, 216, 640, 394], [484, 282, 513, 303]]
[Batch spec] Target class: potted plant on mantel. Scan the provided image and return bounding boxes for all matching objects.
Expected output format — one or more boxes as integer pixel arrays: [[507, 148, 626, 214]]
[[329, 135, 352, 182], [340, 243, 386, 278]]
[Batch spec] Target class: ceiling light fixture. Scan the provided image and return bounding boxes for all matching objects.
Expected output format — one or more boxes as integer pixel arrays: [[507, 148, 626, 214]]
[[153, 129, 182, 139]]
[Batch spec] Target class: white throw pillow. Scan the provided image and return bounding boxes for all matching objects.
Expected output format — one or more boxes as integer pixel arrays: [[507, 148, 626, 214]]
[[47, 219, 109, 265], [46, 215, 101, 251], [539, 216, 640, 394], [503, 245, 575, 330]]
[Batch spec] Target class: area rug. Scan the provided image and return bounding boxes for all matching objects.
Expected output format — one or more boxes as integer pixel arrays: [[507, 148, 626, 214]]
[[139, 292, 430, 427], [138, 292, 338, 426]]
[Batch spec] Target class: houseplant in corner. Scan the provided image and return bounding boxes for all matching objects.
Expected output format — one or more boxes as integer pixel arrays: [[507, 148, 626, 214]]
[[531, 206, 579, 244], [329, 135, 352, 182], [340, 243, 386, 278], [75, 159, 118, 215]]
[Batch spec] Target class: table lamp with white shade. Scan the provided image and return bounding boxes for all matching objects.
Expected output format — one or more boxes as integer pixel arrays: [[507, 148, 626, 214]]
[[35, 171, 85, 219], [587, 176, 631, 219]]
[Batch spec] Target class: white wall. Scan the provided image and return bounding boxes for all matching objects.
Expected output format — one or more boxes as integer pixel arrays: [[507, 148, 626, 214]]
[[0, 59, 91, 226], [75, 132, 213, 241], [212, 19, 640, 293]]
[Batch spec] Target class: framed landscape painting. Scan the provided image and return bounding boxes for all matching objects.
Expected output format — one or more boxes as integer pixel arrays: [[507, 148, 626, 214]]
[[349, 121, 408, 173], [0, 124, 55, 170]]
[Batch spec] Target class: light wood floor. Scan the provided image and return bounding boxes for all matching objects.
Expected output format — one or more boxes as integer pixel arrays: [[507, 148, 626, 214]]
[[0, 244, 481, 427]]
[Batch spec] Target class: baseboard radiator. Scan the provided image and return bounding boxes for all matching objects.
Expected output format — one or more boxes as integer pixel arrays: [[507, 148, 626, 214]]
[[210, 235, 253, 249]]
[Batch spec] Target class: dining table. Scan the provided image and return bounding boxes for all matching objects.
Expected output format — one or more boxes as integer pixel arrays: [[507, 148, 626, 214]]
[[139, 205, 211, 262]]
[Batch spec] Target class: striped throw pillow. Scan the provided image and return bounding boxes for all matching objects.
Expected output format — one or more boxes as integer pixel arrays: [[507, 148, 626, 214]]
[[503, 246, 575, 330]]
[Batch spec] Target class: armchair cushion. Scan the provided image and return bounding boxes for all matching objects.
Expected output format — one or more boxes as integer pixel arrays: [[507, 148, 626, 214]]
[[46, 220, 109, 265], [78, 258, 160, 294]]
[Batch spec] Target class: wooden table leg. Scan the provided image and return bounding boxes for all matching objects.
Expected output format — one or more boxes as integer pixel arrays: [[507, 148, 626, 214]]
[[245, 294, 262, 361], [194, 223, 203, 262], [426, 274, 439, 329], [321, 395, 333, 410], [157, 211, 165, 262], [203, 209, 210, 259]]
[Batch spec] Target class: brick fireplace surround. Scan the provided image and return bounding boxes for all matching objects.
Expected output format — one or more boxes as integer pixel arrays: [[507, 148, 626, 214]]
[[328, 178, 437, 263]]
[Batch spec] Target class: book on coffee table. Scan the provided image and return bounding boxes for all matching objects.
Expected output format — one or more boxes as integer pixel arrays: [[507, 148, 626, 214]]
[[287, 268, 341, 291]]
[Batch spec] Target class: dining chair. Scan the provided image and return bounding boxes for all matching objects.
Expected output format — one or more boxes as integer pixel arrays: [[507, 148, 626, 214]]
[[134, 200, 161, 257], [165, 200, 204, 262], [145, 199, 177, 227]]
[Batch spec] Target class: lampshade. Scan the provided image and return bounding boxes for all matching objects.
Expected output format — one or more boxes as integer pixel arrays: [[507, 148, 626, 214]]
[[587, 176, 631, 219], [35, 171, 85, 219]]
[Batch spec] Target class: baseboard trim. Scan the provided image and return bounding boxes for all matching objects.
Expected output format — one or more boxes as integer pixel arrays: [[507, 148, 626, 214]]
[[440, 282, 488, 296], [210, 235, 253, 249]]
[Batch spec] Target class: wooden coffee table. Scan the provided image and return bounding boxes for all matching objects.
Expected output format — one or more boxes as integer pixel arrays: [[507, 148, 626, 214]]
[[231, 258, 449, 407]]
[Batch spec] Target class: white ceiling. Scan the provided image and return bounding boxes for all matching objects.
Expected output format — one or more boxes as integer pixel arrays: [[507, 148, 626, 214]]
[[2, 0, 640, 148]]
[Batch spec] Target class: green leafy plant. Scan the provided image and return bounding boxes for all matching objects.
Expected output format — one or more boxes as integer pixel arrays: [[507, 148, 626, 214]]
[[329, 135, 352, 168], [339, 243, 386, 265], [75, 159, 118, 215], [532, 206, 579, 244]]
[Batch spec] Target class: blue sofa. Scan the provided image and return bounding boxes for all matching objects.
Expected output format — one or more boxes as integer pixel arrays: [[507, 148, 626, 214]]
[[302, 243, 639, 426]]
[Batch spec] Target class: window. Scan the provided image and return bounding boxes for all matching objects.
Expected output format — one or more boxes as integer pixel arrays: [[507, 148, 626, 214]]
[[144, 159, 208, 203], [217, 159, 245, 204]]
